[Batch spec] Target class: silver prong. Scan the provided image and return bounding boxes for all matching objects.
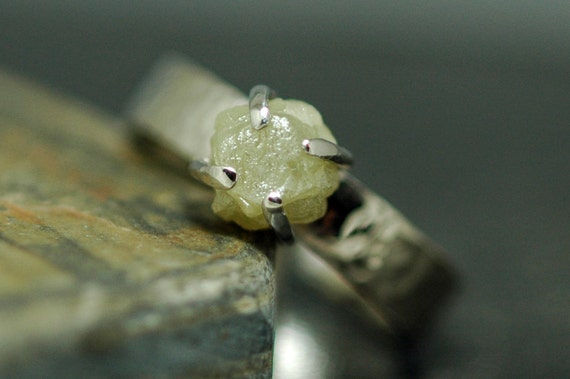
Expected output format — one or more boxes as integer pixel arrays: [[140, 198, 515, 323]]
[[302, 138, 354, 166], [189, 159, 237, 190], [249, 85, 275, 130], [262, 191, 294, 244]]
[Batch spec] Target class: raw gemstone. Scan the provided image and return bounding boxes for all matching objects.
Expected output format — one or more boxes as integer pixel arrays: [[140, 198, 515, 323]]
[[210, 98, 340, 230]]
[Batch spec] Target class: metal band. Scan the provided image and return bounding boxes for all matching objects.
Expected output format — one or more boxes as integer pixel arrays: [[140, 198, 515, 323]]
[[126, 55, 245, 161], [295, 174, 456, 334], [126, 56, 457, 335]]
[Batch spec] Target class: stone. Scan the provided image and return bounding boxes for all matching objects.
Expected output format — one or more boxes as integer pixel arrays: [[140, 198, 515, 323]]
[[0, 69, 275, 379], [210, 98, 340, 230]]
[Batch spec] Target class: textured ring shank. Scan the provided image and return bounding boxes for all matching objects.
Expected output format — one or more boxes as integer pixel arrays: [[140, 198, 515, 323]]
[[295, 174, 456, 334], [126, 56, 457, 335]]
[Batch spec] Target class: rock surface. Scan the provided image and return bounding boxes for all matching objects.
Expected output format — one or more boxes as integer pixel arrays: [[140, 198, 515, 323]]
[[0, 70, 275, 379]]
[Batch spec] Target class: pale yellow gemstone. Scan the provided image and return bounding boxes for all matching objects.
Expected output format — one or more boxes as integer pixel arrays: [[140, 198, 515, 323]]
[[210, 98, 340, 230]]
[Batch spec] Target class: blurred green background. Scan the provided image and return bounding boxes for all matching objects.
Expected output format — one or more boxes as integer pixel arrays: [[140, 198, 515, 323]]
[[1, 1, 568, 377]]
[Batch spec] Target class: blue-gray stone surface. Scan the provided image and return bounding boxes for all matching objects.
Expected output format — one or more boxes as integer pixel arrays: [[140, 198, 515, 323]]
[[0, 71, 275, 379]]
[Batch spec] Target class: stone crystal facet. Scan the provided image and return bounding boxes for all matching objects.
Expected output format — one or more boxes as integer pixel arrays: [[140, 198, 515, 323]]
[[210, 98, 340, 230]]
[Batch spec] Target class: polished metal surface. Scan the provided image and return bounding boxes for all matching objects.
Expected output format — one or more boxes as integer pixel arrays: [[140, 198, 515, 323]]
[[262, 190, 294, 244], [302, 137, 354, 166], [249, 84, 275, 130], [189, 158, 237, 190]]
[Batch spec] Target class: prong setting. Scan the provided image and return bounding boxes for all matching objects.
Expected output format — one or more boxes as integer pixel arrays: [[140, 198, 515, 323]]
[[302, 138, 354, 166], [262, 191, 294, 244], [189, 159, 237, 190], [249, 85, 275, 130], [210, 97, 342, 230]]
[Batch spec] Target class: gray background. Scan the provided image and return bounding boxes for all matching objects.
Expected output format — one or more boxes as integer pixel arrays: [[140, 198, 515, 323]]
[[1, 1, 568, 378]]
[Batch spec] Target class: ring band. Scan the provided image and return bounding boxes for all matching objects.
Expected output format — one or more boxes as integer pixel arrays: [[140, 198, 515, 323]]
[[126, 55, 457, 335]]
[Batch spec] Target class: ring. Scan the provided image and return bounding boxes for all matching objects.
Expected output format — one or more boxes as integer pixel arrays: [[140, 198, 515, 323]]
[[126, 55, 457, 335]]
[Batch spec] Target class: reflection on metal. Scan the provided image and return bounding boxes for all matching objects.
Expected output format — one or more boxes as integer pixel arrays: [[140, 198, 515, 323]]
[[302, 138, 354, 166], [273, 244, 396, 379], [273, 318, 329, 379], [249, 84, 274, 130], [189, 158, 237, 190], [262, 190, 294, 244]]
